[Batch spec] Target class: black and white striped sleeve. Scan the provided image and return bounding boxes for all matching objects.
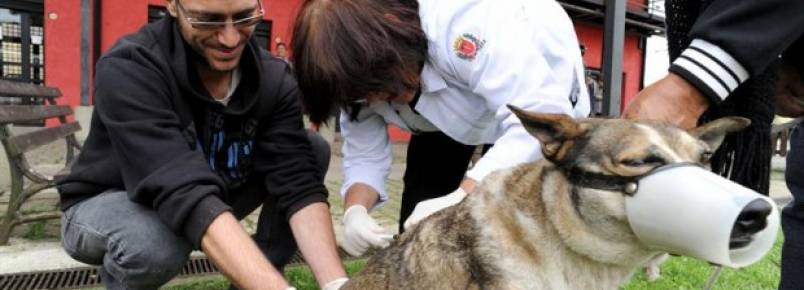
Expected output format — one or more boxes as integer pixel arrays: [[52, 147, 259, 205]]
[[668, 0, 804, 104], [669, 39, 749, 103]]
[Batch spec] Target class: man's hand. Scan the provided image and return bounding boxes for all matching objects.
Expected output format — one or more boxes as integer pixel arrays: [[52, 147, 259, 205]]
[[342, 205, 394, 256], [201, 212, 290, 290], [775, 61, 804, 118], [622, 73, 710, 129], [403, 187, 467, 230]]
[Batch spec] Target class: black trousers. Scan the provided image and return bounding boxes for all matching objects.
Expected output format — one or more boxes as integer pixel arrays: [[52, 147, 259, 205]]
[[780, 124, 804, 290], [398, 131, 490, 233]]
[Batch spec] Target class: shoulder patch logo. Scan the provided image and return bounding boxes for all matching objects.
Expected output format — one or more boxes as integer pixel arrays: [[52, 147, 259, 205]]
[[453, 33, 485, 61]]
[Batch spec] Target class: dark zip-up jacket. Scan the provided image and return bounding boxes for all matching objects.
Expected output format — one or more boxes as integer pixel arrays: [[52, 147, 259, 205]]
[[668, 0, 804, 103], [57, 18, 327, 248]]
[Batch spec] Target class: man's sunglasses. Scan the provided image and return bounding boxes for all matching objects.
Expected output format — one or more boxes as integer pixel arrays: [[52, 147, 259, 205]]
[[175, 0, 264, 31]]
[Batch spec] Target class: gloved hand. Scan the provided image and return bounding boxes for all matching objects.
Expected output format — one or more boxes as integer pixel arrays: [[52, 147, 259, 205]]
[[322, 277, 349, 290], [403, 188, 467, 230], [342, 205, 394, 257]]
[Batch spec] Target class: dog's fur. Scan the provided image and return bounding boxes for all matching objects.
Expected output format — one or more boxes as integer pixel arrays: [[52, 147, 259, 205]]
[[342, 107, 751, 290]]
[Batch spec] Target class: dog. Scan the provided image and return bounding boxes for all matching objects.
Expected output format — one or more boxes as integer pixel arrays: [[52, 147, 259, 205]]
[[341, 106, 759, 290]]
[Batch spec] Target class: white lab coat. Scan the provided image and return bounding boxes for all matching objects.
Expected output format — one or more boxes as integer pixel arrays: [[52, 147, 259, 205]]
[[340, 0, 590, 206]]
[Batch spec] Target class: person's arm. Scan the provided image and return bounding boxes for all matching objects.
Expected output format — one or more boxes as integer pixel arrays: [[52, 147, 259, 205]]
[[338, 109, 394, 256], [339, 109, 393, 208], [289, 203, 348, 286], [202, 212, 291, 290], [252, 70, 347, 287], [344, 183, 381, 209]]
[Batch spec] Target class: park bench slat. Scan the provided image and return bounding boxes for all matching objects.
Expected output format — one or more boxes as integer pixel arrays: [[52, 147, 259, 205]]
[[5, 122, 81, 155], [0, 79, 62, 99], [0, 105, 74, 123]]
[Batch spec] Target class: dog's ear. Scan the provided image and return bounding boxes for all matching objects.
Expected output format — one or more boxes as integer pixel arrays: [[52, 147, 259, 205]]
[[508, 105, 584, 161], [690, 117, 751, 150]]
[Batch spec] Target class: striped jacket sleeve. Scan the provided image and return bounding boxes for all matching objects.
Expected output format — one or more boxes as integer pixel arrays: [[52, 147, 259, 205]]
[[668, 0, 804, 103]]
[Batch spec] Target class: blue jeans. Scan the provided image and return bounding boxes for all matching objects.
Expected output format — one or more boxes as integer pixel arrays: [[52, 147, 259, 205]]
[[781, 124, 804, 290], [60, 131, 330, 290], [61, 190, 192, 290]]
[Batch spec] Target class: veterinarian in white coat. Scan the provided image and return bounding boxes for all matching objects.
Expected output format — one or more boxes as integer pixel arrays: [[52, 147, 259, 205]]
[[292, 0, 590, 257]]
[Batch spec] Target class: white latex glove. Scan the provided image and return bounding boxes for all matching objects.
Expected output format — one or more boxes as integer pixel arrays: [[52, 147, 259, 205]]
[[322, 277, 349, 290], [403, 188, 467, 230], [284, 288, 297, 290], [342, 205, 394, 257]]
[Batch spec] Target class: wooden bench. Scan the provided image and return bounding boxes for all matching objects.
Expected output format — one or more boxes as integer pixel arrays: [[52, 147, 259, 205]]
[[0, 79, 82, 245]]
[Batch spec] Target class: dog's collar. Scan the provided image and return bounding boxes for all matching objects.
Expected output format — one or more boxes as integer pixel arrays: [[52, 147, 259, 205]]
[[561, 162, 700, 196]]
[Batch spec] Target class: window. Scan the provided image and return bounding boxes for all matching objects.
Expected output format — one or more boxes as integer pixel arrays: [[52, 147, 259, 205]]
[[0, 7, 44, 84]]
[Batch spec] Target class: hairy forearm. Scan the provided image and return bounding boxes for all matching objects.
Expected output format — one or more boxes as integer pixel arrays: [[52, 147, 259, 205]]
[[201, 212, 288, 290], [289, 202, 348, 287]]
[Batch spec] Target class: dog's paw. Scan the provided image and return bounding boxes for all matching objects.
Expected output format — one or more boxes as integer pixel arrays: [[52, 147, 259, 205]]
[[644, 253, 669, 282], [645, 264, 661, 282]]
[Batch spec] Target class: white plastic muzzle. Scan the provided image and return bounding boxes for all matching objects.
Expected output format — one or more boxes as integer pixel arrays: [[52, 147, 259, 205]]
[[624, 164, 779, 268]]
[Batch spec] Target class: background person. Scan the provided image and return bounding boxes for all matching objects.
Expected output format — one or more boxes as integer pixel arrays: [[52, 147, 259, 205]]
[[275, 42, 292, 66]]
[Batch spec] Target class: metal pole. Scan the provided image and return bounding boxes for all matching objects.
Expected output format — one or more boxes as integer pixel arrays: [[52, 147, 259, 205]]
[[20, 13, 31, 83], [80, 0, 91, 106], [602, 0, 626, 117]]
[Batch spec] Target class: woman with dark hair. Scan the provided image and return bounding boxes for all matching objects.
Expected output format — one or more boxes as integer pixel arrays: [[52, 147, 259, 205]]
[[292, 0, 590, 257]]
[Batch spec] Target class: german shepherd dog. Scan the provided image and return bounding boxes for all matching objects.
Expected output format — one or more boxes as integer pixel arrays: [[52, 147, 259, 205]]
[[342, 106, 760, 290]]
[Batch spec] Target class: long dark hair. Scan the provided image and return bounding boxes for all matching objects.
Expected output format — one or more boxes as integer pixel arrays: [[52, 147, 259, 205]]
[[291, 0, 427, 124]]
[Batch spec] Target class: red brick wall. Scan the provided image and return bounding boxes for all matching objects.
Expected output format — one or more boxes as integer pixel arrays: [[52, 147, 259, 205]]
[[574, 21, 645, 111]]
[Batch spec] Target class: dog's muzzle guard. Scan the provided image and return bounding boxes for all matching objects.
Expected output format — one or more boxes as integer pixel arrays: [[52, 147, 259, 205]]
[[564, 163, 780, 268]]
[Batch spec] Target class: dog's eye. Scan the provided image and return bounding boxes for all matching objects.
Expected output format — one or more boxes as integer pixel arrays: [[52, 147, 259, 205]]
[[621, 159, 645, 166], [621, 155, 664, 167]]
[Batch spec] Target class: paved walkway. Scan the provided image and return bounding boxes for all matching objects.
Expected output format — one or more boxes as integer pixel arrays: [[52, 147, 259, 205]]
[[0, 143, 794, 276]]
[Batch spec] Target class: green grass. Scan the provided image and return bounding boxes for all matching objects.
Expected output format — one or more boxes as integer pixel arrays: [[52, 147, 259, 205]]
[[22, 220, 56, 240], [162, 260, 367, 290], [622, 233, 784, 290], [163, 277, 230, 290], [164, 234, 783, 290]]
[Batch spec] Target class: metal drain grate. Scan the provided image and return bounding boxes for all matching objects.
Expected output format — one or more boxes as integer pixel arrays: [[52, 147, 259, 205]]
[[0, 256, 220, 290], [0, 268, 100, 290], [0, 249, 353, 289], [180, 255, 220, 277]]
